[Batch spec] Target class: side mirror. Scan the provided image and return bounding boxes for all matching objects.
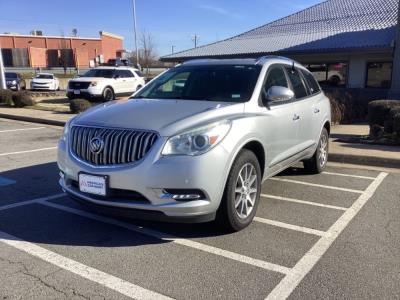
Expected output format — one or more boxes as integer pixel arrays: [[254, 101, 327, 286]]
[[263, 86, 294, 103], [113, 74, 120, 79]]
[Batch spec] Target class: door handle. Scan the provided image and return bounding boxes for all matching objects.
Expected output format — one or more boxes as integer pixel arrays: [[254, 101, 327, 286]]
[[293, 114, 300, 121], [314, 108, 320, 114]]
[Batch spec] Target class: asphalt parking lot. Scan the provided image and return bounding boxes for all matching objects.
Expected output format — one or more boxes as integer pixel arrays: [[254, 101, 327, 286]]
[[0, 118, 399, 300]]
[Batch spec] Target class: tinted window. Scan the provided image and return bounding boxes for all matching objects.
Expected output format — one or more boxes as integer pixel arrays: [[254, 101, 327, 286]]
[[134, 71, 144, 77], [83, 69, 115, 78], [285, 67, 308, 99], [264, 66, 288, 91], [116, 70, 134, 78], [36, 74, 54, 79], [366, 62, 392, 88], [133, 65, 262, 103], [5, 72, 18, 79], [301, 69, 321, 94]]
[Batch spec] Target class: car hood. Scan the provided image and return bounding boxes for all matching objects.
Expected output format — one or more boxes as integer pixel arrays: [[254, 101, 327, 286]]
[[32, 78, 54, 83], [69, 77, 107, 82], [73, 99, 245, 136]]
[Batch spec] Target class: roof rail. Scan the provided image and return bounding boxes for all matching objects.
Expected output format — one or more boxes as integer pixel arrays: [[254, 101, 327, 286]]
[[181, 58, 219, 65], [255, 55, 300, 65]]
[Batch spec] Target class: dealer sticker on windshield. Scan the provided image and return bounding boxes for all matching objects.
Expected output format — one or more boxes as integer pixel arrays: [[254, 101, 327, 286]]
[[79, 173, 107, 196]]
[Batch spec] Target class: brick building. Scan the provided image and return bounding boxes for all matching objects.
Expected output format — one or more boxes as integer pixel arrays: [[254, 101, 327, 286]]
[[0, 31, 124, 68]]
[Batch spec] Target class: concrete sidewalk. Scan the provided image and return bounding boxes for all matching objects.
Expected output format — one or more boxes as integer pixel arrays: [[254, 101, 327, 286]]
[[0, 106, 399, 169], [329, 124, 400, 168]]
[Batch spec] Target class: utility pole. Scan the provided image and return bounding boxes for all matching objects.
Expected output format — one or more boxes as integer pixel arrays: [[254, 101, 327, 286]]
[[132, 0, 140, 68], [171, 45, 175, 54], [0, 43, 6, 90], [191, 34, 199, 48]]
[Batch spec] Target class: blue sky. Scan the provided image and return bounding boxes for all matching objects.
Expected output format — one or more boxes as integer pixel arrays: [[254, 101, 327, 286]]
[[0, 0, 323, 56]]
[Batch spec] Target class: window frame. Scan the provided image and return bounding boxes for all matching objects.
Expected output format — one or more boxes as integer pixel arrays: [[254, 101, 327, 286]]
[[365, 61, 393, 89], [299, 68, 322, 96], [283, 66, 311, 101], [259, 64, 292, 107]]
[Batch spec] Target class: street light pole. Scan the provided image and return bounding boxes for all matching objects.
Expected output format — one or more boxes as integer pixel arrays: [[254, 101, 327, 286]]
[[132, 0, 140, 68], [0, 43, 6, 90]]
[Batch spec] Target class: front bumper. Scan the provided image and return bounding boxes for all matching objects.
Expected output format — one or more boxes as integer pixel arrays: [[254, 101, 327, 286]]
[[31, 83, 54, 90], [57, 136, 232, 222], [67, 87, 102, 100]]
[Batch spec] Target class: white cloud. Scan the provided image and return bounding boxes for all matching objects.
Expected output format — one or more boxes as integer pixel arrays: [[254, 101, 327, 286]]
[[198, 4, 242, 19]]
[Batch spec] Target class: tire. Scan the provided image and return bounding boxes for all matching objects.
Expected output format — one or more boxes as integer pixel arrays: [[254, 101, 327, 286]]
[[102, 87, 114, 101], [303, 127, 329, 174], [329, 75, 340, 86], [217, 149, 262, 232], [136, 85, 143, 92]]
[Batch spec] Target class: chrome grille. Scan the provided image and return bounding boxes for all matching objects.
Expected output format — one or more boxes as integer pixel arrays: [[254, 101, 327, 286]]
[[70, 126, 158, 165]]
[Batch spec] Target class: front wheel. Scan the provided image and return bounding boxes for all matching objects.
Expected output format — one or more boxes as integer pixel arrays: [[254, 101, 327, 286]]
[[217, 149, 261, 232], [102, 87, 114, 102], [303, 127, 329, 174]]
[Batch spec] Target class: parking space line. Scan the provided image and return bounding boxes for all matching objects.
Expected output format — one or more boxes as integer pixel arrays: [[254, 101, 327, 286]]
[[0, 147, 57, 157], [254, 217, 328, 237], [0, 230, 173, 300], [322, 171, 375, 180], [265, 172, 388, 300], [269, 178, 364, 194], [40, 200, 291, 275], [0, 193, 65, 211], [0, 127, 45, 133], [261, 194, 347, 211]]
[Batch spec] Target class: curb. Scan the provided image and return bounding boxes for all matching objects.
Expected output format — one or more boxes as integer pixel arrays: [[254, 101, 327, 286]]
[[0, 113, 66, 127], [329, 153, 400, 169]]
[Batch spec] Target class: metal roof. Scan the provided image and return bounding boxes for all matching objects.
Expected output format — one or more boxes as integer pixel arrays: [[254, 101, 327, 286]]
[[161, 0, 399, 61]]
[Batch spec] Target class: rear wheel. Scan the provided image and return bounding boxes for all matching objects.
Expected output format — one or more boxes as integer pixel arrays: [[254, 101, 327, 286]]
[[303, 127, 329, 174], [102, 87, 114, 101], [136, 85, 143, 92], [217, 149, 261, 232]]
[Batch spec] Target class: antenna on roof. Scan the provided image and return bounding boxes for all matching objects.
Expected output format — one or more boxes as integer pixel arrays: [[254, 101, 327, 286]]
[[291, 61, 295, 73]]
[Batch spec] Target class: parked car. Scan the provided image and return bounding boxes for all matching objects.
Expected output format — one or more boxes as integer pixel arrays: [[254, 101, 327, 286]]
[[5, 72, 26, 91], [66, 66, 145, 101], [30, 73, 59, 91], [58, 56, 331, 231]]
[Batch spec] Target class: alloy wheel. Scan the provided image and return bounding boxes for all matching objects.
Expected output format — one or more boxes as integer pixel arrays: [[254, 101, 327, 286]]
[[319, 133, 328, 167], [234, 163, 258, 219]]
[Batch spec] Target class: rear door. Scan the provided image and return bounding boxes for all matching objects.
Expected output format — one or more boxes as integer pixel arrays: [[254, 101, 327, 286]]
[[121, 69, 138, 93], [300, 69, 325, 142], [259, 65, 301, 168], [113, 69, 127, 94]]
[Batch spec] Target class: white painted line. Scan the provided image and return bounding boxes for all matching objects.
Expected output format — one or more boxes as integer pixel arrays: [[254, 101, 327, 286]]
[[0, 193, 65, 211], [254, 217, 328, 237], [0, 230, 173, 300], [322, 171, 375, 180], [0, 147, 57, 157], [269, 178, 363, 194], [261, 194, 347, 211], [265, 172, 388, 300], [0, 127, 45, 133], [40, 200, 291, 275]]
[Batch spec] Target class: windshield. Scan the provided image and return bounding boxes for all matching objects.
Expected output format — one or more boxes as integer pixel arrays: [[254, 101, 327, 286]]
[[132, 65, 261, 102], [36, 74, 53, 79], [83, 69, 115, 78], [5, 72, 17, 79]]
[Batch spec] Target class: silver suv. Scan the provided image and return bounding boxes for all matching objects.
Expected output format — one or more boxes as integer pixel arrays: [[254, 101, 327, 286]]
[[58, 56, 331, 231]]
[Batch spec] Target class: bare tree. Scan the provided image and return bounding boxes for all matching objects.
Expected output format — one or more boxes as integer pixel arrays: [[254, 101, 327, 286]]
[[139, 31, 157, 75]]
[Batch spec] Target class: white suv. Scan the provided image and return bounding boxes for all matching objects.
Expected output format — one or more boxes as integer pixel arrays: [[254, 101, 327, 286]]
[[67, 67, 146, 101]]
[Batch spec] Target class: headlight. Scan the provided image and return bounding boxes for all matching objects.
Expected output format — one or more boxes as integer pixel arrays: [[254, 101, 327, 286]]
[[12, 80, 17, 85], [61, 118, 75, 142], [162, 120, 231, 156], [89, 81, 98, 87]]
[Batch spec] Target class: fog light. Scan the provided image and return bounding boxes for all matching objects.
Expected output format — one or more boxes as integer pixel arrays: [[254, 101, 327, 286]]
[[163, 189, 205, 201]]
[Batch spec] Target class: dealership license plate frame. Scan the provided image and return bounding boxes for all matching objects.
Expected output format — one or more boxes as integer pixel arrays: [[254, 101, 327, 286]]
[[78, 172, 109, 197]]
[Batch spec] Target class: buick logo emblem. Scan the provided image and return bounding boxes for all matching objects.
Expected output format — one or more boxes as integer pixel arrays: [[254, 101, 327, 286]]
[[89, 137, 104, 154]]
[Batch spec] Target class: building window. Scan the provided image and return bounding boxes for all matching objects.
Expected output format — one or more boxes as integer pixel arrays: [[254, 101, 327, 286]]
[[366, 62, 392, 88], [306, 63, 347, 87]]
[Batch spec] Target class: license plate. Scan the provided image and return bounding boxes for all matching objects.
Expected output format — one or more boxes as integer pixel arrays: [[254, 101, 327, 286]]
[[79, 173, 107, 196], [74, 90, 81, 95]]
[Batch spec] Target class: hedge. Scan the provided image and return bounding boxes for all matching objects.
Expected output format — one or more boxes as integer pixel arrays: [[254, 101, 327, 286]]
[[70, 98, 92, 113]]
